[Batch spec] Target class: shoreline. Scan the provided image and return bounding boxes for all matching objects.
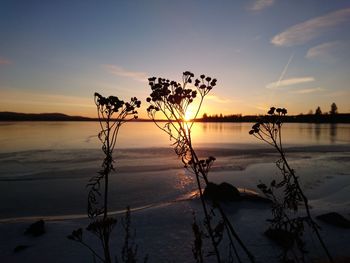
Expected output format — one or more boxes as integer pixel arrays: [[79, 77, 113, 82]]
[[1, 111, 350, 123], [1, 197, 349, 263]]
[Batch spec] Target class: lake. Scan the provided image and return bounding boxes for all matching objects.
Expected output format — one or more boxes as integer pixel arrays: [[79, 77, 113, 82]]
[[0, 121, 349, 220], [0, 121, 349, 152]]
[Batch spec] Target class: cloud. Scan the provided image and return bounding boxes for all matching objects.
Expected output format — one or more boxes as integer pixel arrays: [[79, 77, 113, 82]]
[[249, 0, 275, 11], [0, 58, 11, 65], [291, 87, 324, 94], [0, 88, 99, 116], [271, 8, 350, 46], [206, 95, 231, 103], [306, 41, 345, 59], [266, 76, 315, 89], [0, 88, 94, 108], [103, 64, 148, 82], [249, 103, 276, 113]]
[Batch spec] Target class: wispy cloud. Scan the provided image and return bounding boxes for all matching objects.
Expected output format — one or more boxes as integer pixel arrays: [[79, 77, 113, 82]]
[[206, 95, 231, 103], [271, 8, 350, 46], [249, 0, 275, 11], [306, 41, 343, 59], [0, 88, 97, 117], [0, 58, 11, 65], [266, 76, 315, 89], [251, 103, 272, 113], [103, 64, 148, 83], [0, 88, 94, 108], [291, 87, 324, 94]]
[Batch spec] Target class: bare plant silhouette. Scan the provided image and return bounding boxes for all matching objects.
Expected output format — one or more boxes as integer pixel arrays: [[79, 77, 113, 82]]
[[146, 71, 255, 263], [68, 93, 146, 263], [249, 107, 333, 263]]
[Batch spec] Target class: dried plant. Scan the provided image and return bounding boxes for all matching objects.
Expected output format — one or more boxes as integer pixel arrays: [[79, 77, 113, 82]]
[[118, 206, 148, 263], [249, 107, 333, 263], [146, 71, 255, 263], [88, 93, 141, 219], [192, 213, 204, 263], [68, 93, 143, 263]]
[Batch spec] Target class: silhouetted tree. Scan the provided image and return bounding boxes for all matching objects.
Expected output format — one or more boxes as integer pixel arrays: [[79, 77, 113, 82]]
[[315, 106, 322, 115], [330, 103, 338, 115]]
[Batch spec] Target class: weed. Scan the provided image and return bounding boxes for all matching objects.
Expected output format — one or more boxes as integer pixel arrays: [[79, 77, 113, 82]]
[[68, 93, 144, 263], [146, 71, 255, 263], [249, 107, 333, 263]]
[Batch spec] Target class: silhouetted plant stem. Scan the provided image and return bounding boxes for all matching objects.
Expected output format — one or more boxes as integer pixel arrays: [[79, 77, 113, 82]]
[[102, 126, 111, 262], [155, 111, 221, 262], [192, 213, 204, 263], [270, 124, 332, 262], [186, 100, 253, 263], [279, 151, 333, 263], [68, 93, 141, 263], [191, 147, 254, 262], [216, 205, 254, 262], [147, 72, 254, 263], [81, 239, 106, 262], [250, 107, 333, 263], [192, 154, 222, 263], [189, 141, 252, 262]]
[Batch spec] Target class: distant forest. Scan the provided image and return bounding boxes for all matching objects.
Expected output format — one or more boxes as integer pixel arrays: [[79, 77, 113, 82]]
[[199, 103, 350, 123], [0, 112, 93, 121], [198, 113, 350, 123]]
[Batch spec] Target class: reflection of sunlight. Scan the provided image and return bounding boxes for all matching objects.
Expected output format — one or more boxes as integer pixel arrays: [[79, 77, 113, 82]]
[[183, 120, 202, 143], [190, 123, 202, 141], [174, 171, 194, 190]]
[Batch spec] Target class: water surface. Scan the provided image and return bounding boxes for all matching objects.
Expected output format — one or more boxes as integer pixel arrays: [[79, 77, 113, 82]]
[[0, 122, 349, 219], [0, 122, 349, 152]]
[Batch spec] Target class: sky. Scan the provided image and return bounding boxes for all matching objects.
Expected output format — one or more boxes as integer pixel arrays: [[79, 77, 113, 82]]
[[0, 0, 349, 118]]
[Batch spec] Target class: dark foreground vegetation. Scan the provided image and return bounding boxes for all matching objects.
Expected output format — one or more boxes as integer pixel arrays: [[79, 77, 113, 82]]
[[65, 72, 338, 263]]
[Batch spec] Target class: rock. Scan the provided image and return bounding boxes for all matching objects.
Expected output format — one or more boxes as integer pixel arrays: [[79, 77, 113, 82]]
[[13, 245, 30, 253], [24, 220, 46, 237], [203, 182, 240, 202], [265, 228, 294, 249], [316, 212, 350, 228]]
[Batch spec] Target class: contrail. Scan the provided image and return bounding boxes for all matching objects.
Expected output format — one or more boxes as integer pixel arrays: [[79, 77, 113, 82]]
[[275, 53, 294, 89]]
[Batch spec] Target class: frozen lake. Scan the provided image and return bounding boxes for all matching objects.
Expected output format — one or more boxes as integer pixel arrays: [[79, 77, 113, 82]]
[[0, 121, 349, 219]]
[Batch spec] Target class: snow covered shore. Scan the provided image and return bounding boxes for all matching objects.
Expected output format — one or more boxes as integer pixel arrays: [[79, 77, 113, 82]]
[[1, 148, 349, 262], [1, 196, 349, 263]]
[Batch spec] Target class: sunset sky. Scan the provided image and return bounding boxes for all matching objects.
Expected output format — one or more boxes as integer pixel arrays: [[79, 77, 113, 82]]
[[0, 0, 349, 118]]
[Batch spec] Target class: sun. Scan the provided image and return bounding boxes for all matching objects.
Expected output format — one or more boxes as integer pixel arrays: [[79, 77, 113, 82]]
[[184, 109, 194, 121], [184, 101, 202, 121]]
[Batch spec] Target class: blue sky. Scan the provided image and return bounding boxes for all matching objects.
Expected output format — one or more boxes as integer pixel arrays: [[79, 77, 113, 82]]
[[0, 0, 349, 117]]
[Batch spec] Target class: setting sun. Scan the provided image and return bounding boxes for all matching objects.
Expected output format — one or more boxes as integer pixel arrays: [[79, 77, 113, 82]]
[[184, 109, 193, 121]]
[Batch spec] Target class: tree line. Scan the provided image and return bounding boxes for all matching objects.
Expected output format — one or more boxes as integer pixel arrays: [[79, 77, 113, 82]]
[[201, 103, 350, 123]]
